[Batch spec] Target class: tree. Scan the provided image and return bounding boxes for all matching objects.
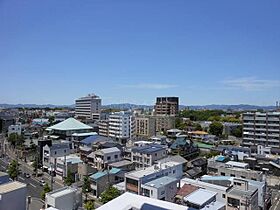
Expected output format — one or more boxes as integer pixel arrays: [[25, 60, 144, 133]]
[[231, 125, 243, 138], [84, 200, 95, 210], [32, 156, 39, 174], [175, 118, 186, 130], [40, 183, 51, 200], [7, 160, 19, 180], [64, 169, 74, 186], [100, 186, 121, 204], [82, 176, 92, 201], [194, 123, 203, 131], [7, 133, 24, 147], [48, 116, 55, 125], [209, 121, 223, 137]]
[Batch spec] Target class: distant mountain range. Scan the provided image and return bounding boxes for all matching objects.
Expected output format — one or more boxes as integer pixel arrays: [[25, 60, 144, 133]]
[[0, 103, 276, 111]]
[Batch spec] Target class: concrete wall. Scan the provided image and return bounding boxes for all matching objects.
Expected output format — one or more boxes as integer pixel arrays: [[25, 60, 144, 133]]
[[0, 186, 26, 210]]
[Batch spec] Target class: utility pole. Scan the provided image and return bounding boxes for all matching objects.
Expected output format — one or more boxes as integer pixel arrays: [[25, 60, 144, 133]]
[[50, 162, 54, 191]]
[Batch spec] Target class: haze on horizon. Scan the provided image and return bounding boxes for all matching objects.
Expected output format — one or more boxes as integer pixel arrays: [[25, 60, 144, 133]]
[[0, 0, 279, 106]]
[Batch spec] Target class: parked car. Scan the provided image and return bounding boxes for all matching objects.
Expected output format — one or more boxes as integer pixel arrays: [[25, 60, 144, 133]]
[[40, 179, 46, 186]]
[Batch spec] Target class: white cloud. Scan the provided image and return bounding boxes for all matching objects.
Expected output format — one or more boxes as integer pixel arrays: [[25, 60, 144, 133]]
[[120, 83, 177, 90], [222, 77, 280, 91]]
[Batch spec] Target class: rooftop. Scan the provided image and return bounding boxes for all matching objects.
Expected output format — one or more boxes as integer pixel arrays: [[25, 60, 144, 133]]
[[90, 168, 121, 180], [225, 161, 249, 168], [183, 189, 217, 206], [93, 147, 121, 156], [126, 161, 181, 179], [96, 192, 187, 210], [0, 181, 26, 194], [47, 187, 77, 198], [143, 176, 178, 189], [176, 184, 199, 198], [131, 144, 166, 154], [81, 135, 110, 145], [108, 160, 133, 168], [47, 118, 92, 131]]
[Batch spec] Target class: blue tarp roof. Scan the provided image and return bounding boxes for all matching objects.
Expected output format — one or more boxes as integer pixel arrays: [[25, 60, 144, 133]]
[[81, 135, 109, 145], [216, 156, 226, 162]]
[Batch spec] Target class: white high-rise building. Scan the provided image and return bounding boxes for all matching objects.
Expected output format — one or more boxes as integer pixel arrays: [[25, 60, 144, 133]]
[[243, 112, 280, 148], [108, 111, 135, 140], [75, 94, 101, 120]]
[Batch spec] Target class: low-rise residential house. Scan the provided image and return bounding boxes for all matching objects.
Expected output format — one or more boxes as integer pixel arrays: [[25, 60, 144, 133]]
[[207, 158, 263, 181], [131, 144, 167, 169], [226, 179, 258, 210], [125, 159, 184, 195], [141, 176, 180, 202], [108, 160, 135, 172], [181, 177, 262, 210], [79, 146, 92, 162], [170, 136, 199, 160], [45, 187, 82, 210], [0, 181, 27, 210], [183, 189, 225, 210], [77, 162, 97, 181], [8, 123, 22, 137], [55, 155, 83, 180], [90, 168, 124, 198], [42, 143, 71, 173], [87, 147, 122, 170], [201, 175, 269, 210]]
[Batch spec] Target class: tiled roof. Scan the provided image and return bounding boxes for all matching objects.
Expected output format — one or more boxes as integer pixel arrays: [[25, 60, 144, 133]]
[[176, 184, 199, 198]]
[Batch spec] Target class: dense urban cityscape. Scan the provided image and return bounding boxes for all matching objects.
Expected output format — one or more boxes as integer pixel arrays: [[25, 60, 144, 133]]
[[0, 94, 280, 210]]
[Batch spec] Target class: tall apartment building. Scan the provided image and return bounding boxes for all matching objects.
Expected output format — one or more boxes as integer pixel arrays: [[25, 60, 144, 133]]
[[155, 115, 176, 133], [135, 116, 156, 137], [242, 112, 280, 148], [98, 120, 109, 137], [108, 111, 135, 141], [75, 94, 101, 120], [154, 97, 179, 116]]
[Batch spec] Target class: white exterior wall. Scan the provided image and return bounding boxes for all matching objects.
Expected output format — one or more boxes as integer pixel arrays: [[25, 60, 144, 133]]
[[142, 181, 178, 202], [109, 111, 135, 139], [8, 124, 21, 137], [46, 189, 81, 210], [75, 94, 101, 120], [181, 178, 228, 203]]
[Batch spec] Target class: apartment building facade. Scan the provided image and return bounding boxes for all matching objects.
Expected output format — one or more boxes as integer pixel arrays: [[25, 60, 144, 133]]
[[243, 112, 280, 148], [135, 116, 156, 138], [108, 111, 135, 141], [154, 97, 179, 116], [75, 94, 101, 120], [131, 144, 167, 169]]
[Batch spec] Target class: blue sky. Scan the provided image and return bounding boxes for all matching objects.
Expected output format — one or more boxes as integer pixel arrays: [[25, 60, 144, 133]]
[[0, 0, 279, 106]]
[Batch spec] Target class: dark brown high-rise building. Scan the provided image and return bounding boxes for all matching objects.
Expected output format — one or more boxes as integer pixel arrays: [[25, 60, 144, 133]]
[[154, 97, 179, 116]]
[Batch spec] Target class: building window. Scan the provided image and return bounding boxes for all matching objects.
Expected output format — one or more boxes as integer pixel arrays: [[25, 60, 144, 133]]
[[114, 155, 118, 159], [230, 174, 235, 177], [54, 151, 57, 155], [221, 172, 225, 176], [107, 156, 111, 161], [222, 194, 225, 198], [173, 170, 175, 174]]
